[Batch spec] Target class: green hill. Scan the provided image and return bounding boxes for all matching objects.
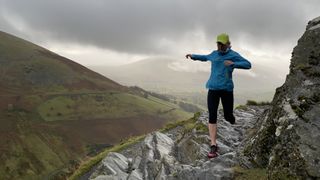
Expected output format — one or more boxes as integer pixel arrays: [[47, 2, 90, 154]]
[[0, 31, 192, 179]]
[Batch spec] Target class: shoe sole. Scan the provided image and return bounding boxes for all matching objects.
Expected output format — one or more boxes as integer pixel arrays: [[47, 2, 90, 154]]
[[207, 154, 218, 158], [207, 152, 218, 158]]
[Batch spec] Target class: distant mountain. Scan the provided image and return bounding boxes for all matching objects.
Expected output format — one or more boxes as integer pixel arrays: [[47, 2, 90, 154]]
[[89, 57, 286, 104], [0, 31, 191, 179]]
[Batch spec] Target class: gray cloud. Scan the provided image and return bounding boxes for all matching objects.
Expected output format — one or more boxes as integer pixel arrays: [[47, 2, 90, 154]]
[[1, 0, 320, 55]]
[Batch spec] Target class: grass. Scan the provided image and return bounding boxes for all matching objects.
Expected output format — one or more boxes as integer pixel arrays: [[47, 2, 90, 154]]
[[0, 31, 42, 61], [235, 104, 248, 110], [235, 100, 271, 111], [233, 166, 297, 180], [194, 121, 208, 133], [246, 100, 271, 106], [147, 95, 180, 109], [179, 113, 208, 139], [37, 92, 192, 122], [233, 166, 267, 180], [0, 131, 72, 180], [160, 112, 201, 132]]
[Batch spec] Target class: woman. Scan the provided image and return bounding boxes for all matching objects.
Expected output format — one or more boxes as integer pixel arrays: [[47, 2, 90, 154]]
[[186, 33, 251, 158]]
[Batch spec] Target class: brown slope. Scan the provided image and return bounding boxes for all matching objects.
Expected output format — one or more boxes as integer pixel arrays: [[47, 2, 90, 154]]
[[0, 30, 125, 95]]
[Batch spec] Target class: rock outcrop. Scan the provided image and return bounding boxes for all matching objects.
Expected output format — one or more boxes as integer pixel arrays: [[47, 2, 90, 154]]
[[244, 16, 320, 179], [85, 106, 266, 180]]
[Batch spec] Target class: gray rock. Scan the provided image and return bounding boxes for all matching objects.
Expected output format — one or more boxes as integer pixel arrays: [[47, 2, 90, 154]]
[[175, 135, 208, 164], [90, 152, 129, 180], [128, 169, 143, 180], [244, 16, 320, 179]]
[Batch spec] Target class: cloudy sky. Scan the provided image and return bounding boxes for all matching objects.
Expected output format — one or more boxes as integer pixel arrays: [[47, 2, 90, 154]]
[[1, 0, 319, 77]]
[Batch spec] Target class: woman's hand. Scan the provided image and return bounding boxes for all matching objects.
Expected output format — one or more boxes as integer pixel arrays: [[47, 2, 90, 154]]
[[224, 60, 234, 66]]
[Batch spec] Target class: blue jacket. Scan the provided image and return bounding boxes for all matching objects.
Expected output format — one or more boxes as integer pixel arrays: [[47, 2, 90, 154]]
[[191, 49, 251, 91]]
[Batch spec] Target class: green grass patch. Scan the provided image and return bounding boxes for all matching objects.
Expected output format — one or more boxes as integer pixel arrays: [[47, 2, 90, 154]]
[[183, 112, 207, 134], [181, 118, 208, 135], [160, 112, 201, 133], [159, 111, 207, 142], [0, 133, 70, 180], [233, 166, 267, 180], [37, 92, 191, 122], [235, 104, 248, 110], [246, 100, 271, 106], [235, 104, 248, 111], [147, 95, 179, 109], [194, 122, 208, 133]]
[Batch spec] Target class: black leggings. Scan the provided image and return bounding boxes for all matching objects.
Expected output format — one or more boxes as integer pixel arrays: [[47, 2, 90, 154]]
[[207, 89, 235, 124]]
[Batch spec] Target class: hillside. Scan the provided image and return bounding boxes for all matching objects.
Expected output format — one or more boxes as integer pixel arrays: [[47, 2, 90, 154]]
[[0, 31, 125, 96], [0, 31, 192, 179]]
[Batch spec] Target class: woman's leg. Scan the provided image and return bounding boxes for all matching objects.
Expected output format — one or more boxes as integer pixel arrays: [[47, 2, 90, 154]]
[[221, 90, 235, 124], [207, 90, 220, 145], [208, 124, 217, 145]]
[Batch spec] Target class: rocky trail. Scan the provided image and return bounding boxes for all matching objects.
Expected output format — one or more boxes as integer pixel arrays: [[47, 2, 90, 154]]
[[82, 105, 268, 180]]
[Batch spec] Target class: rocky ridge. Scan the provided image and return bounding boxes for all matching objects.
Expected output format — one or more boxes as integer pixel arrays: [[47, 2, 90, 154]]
[[85, 106, 267, 180]]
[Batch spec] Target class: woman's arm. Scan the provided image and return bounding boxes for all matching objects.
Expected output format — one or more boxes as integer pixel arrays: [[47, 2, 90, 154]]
[[232, 54, 251, 69], [185, 54, 208, 61]]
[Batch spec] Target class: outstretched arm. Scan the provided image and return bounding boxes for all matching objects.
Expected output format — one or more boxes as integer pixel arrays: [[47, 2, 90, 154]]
[[185, 54, 208, 61]]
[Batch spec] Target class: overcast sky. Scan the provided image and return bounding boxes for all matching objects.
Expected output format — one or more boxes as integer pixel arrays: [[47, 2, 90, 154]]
[[1, 0, 320, 77]]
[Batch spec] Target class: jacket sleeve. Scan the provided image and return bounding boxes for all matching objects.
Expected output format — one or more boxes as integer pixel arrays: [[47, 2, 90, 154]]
[[232, 53, 251, 69], [191, 54, 208, 62]]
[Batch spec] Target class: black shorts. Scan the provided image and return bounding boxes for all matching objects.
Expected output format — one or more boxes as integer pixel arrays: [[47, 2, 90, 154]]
[[207, 89, 235, 124]]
